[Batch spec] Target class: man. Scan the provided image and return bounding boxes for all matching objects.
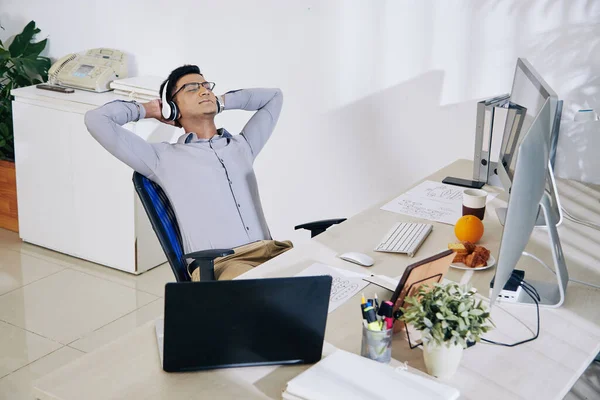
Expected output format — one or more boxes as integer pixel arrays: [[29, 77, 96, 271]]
[[84, 65, 292, 280]]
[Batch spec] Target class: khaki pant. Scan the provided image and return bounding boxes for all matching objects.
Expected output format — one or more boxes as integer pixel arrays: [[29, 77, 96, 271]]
[[190, 240, 294, 281]]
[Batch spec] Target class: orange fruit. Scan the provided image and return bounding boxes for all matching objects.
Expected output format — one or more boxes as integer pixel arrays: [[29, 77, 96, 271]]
[[454, 215, 484, 243]]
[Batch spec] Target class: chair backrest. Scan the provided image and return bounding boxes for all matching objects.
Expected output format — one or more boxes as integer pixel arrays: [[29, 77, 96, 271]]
[[132, 172, 190, 282]]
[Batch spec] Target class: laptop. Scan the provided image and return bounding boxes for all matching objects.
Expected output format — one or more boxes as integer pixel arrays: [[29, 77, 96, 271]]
[[155, 276, 333, 372]]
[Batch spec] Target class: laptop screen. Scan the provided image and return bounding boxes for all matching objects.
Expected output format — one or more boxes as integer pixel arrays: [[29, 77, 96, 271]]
[[162, 276, 332, 372]]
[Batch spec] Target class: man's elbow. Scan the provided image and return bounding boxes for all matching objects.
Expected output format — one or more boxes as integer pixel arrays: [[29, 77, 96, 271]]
[[84, 108, 103, 136], [272, 88, 283, 107], [84, 109, 97, 129]]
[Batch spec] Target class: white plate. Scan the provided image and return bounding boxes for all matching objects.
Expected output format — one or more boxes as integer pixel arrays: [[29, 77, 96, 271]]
[[450, 255, 496, 271]]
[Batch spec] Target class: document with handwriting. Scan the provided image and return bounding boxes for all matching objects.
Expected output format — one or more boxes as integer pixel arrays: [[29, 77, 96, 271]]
[[381, 180, 496, 225]]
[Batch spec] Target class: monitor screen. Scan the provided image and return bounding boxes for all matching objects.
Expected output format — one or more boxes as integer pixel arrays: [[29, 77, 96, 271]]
[[499, 59, 552, 181], [496, 58, 563, 227]]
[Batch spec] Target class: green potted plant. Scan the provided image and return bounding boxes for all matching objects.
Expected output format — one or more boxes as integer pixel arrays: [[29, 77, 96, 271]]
[[401, 282, 494, 379], [0, 20, 50, 231]]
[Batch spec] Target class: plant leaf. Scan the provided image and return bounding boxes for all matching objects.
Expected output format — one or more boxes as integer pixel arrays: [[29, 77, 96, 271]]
[[0, 48, 9, 61], [8, 21, 40, 57], [22, 38, 47, 58]]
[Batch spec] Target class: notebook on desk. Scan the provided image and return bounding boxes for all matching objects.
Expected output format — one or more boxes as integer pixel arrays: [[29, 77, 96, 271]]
[[282, 349, 460, 400]]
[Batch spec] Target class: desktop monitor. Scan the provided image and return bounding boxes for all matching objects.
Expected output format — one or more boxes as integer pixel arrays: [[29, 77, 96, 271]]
[[491, 100, 568, 308], [496, 58, 563, 226]]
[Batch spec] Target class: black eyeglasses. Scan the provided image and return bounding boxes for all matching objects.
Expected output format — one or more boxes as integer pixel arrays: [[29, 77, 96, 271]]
[[172, 81, 216, 98]]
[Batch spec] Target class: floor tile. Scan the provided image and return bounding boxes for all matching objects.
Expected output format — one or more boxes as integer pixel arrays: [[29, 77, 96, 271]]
[[70, 262, 174, 298], [0, 248, 66, 296], [0, 229, 22, 252], [0, 229, 172, 294], [0, 320, 61, 379], [0, 269, 157, 344], [564, 361, 600, 400], [69, 298, 164, 353], [0, 346, 84, 400]]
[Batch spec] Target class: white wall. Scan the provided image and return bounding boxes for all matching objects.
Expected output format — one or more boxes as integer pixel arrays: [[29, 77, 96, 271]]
[[1, 0, 599, 245]]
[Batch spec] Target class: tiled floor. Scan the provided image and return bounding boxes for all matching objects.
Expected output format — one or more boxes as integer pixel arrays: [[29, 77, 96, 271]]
[[0, 228, 598, 399], [0, 229, 172, 399]]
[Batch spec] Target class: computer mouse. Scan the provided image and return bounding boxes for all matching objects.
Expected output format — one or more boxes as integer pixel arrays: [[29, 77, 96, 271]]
[[338, 252, 374, 267]]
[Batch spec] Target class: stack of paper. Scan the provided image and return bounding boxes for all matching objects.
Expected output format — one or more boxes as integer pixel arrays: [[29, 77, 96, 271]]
[[282, 349, 460, 400], [110, 76, 163, 101]]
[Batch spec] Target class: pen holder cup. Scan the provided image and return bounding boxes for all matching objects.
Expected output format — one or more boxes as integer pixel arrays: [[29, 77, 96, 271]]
[[360, 325, 393, 363]]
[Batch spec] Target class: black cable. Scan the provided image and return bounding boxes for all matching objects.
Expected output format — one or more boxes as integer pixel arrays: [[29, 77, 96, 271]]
[[482, 273, 540, 347]]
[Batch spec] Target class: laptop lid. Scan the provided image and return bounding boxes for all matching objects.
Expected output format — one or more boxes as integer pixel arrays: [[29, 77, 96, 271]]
[[163, 276, 332, 372]]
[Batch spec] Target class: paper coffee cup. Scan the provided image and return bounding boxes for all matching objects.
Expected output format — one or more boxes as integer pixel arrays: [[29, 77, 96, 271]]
[[462, 189, 487, 220]]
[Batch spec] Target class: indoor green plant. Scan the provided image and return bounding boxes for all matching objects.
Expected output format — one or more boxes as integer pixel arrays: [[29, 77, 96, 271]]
[[401, 282, 494, 379], [0, 20, 51, 160]]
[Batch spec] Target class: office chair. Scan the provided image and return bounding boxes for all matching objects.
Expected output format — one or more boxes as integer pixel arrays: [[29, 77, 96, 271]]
[[133, 172, 345, 282]]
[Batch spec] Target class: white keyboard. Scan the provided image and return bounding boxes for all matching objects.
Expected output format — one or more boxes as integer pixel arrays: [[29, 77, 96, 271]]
[[375, 222, 433, 257]]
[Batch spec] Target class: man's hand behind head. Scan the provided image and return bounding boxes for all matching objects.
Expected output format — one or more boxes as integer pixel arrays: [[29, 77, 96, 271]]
[[142, 99, 177, 126]]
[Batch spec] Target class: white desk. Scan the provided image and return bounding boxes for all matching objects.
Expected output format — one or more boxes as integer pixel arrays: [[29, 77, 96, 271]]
[[33, 160, 600, 400]]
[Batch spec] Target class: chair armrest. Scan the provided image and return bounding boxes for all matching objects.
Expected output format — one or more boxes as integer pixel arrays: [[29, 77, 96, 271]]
[[184, 249, 234, 260], [294, 218, 347, 238], [184, 249, 234, 282]]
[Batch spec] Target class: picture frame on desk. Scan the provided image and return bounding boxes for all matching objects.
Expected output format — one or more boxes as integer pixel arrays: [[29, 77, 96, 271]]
[[389, 250, 455, 346]]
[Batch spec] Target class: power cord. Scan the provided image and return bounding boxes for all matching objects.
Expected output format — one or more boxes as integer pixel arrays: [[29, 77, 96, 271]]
[[522, 251, 600, 290], [561, 205, 600, 231], [482, 272, 540, 347]]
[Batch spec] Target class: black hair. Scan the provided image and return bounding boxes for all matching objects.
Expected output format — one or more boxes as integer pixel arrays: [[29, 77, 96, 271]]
[[159, 65, 202, 126]]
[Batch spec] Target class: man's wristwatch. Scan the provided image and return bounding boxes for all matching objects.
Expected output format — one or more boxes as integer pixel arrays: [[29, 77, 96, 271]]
[[132, 101, 142, 121]]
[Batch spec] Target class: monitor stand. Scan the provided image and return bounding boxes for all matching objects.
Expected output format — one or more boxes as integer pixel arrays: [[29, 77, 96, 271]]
[[495, 163, 563, 227], [513, 193, 568, 308], [495, 207, 548, 227]]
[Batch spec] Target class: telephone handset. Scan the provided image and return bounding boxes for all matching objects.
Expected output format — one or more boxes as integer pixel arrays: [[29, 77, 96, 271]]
[[48, 48, 128, 93]]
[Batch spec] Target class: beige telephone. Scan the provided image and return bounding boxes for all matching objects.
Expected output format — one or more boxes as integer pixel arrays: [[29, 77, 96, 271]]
[[48, 48, 128, 93]]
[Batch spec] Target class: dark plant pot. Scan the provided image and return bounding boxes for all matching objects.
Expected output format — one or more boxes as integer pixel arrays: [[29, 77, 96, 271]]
[[0, 159, 19, 232]]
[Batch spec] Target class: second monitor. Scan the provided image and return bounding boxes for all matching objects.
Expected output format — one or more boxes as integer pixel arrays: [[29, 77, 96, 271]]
[[495, 58, 564, 227]]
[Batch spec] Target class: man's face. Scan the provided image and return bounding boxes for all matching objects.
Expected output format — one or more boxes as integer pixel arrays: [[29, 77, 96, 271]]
[[172, 73, 217, 120]]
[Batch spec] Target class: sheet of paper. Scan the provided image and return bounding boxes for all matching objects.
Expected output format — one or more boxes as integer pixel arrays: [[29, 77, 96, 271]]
[[296, 263, 369, 313], [381, 180, 497, 225], [362, 275, 400, 292]]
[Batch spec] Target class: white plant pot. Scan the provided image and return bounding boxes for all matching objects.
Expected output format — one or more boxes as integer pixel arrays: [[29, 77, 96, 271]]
[[422, 341, 464, 379]]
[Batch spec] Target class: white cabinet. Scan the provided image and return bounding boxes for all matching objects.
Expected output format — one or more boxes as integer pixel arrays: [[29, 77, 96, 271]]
[[11, 86, 180, 274]]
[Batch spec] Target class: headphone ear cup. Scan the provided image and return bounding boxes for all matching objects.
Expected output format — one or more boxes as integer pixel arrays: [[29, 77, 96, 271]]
[[168, 101, 178, 121], [161, 80, 172, 120], [161, 101, 172, 120]]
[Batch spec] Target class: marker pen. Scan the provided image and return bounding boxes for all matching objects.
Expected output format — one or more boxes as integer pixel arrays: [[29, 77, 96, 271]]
[[360, 293, 368, 320], [363, 306, 381, 331], [378, 301, 394, 330]]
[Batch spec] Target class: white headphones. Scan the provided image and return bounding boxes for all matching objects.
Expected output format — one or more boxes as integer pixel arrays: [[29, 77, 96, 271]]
[[161, 80, 178, 121]]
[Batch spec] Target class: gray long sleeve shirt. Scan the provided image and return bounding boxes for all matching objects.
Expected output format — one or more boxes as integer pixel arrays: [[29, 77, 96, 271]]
[[84, 88, 283, 254]]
